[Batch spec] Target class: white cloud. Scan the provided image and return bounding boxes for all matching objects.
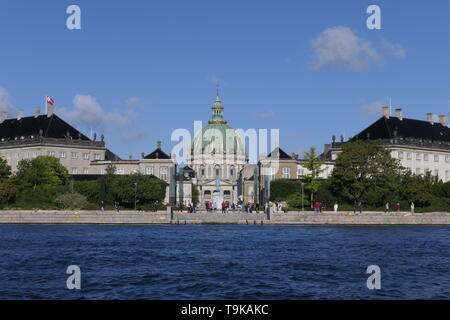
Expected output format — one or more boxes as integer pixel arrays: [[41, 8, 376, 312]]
[[126, 97, 141, 108], [259, 111, 275, 120], [310, 26, 382, 71], [122, 129, 149, 144], [381, 40, 407, 59], [0, 87, 13, 114], [60, 94, 135, 131], [207, 75, 227, 87], [360, 99, 389, 116]]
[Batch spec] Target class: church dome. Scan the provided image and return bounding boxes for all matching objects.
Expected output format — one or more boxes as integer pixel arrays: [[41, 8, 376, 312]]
[[191, 95, 245, 157]]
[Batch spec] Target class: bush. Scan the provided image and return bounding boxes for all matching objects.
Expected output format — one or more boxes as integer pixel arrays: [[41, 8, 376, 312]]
[[54, 193, 88, 210]]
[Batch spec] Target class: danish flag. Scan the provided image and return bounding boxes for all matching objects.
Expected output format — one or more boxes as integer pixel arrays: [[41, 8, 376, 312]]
[[46, 96, 54, 105]]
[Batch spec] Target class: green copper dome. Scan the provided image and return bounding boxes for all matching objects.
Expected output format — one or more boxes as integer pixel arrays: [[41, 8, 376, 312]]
[[192, 95, 245, 156]]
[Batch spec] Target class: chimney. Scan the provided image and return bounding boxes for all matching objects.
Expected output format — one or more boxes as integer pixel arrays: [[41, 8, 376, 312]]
[[47, 105, 55, 117], [141, 152, 145, 159], [427, 113, 434, 125], [382, 106, 390, 119], [17, 109, 24, 120], [395, 108, 403, 120], [439, 115, 447, 126], [34, 107, 41, 117], [0, 112, 7, 124], [156, 141, 161, 149]]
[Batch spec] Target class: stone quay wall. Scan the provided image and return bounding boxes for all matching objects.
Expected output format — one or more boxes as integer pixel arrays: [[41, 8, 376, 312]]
[[0, 209, 450, 225]]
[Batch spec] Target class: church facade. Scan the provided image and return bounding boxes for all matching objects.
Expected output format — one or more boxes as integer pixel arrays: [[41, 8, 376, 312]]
[[188, 94, 248, 208]]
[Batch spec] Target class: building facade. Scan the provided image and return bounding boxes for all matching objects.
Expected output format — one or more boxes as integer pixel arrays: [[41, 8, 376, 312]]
[[188, 94, 248, 208], [326, 107, 450, 183]]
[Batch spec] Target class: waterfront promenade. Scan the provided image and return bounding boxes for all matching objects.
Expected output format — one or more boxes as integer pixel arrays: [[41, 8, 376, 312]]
[[0, 210, 449, 225]]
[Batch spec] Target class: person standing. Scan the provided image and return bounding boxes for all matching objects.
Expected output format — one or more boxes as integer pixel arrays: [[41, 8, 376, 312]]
[[100, 200, 105, 212], [395, 203, 401, 212], [410, 202, 415, 214], [313, 201, 320, 213], [221, 201, 226, 213], [385, 202, 390, 213], [333, 202, 338, 213]]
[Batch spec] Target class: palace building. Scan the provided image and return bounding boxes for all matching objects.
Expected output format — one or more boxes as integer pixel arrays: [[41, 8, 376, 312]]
[[2, 96, 450, 207], [325, 106, 450, 183]]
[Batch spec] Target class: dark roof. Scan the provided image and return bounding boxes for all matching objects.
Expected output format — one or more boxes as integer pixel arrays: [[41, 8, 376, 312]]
[[267, 147, 293, 160], [0, 114, 90, 140], [105, 149, 122, 161], [144, 148, 171, 159], [183, 165, 194, 171], [350, 116, 450, 142]]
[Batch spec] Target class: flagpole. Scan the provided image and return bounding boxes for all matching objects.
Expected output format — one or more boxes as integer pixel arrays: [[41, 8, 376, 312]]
[[45, 96, 47, 114]]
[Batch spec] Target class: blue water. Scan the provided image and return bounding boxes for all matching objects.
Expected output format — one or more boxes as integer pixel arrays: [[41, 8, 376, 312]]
[[0, 225, 449, 299]]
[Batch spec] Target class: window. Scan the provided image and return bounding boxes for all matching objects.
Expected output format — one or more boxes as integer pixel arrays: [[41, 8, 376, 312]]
[[60, 152, 66, 159], [398, 151, 404, 159], [297, 168, 305, 177], [433, 169, 438, 177], [160, 167, 168, 181], [71, 152, 78, 159], [416, 153, 421, 161], [131, 168, 139, 174], [282, 167, 290, 179], [215, 167, 220, 178], [434, 154, 439, 162], [406, 152, 412, 160], [145, 167, 154, 175], [116, 168, 124, 175], [71, 167, 78, 174], [32, 152, 37, 158], [94, 153, 101, 160], [416, 168, 421, 175], [47, 151, 55, 157], [83, 153, 90, 160], [83, 168, 89, 174], [201, 167, 205, 177], [230, 168, 234, 178], [446, 155, 450, 163], [424, 153, 429, 161]]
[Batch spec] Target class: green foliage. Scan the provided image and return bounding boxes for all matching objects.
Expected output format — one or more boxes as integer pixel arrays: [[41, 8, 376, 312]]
[[329, 141, 402, 206], [0, 157, 11, 183], [13, 156, 69, 190], [270, 179, 302, 201], [0, 180, 17, 205], [55, 192, 88, 210], [191, 184, 199, 205], [303, 146, 325, 202], [111, 173, 166, 208]]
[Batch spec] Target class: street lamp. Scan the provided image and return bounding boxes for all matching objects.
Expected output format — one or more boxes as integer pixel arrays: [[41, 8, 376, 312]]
[[134, 182, 138, 211]]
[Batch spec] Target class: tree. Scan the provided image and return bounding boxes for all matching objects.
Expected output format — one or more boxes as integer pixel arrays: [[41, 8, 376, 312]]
[[55, 192, 88, 210], [112, 173, 166, 208], [302, 146, 325, 205], [0, 180, 17, 205], [329, 141, 402, 206], [0, 157, 11, 183], [191, 184, 199, 205], [14, 156, 69, 190]]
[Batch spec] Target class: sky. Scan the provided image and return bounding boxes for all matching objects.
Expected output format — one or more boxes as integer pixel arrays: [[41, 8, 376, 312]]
[[0, 0, 449, 161]]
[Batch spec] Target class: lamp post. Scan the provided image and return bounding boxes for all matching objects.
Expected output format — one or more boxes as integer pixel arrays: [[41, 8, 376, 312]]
[[301, 182, 305, 212], [134, 182, 138, 211]]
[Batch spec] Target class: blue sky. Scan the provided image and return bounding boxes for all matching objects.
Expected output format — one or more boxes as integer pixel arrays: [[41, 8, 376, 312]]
[[1, 0, 449, 160]]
